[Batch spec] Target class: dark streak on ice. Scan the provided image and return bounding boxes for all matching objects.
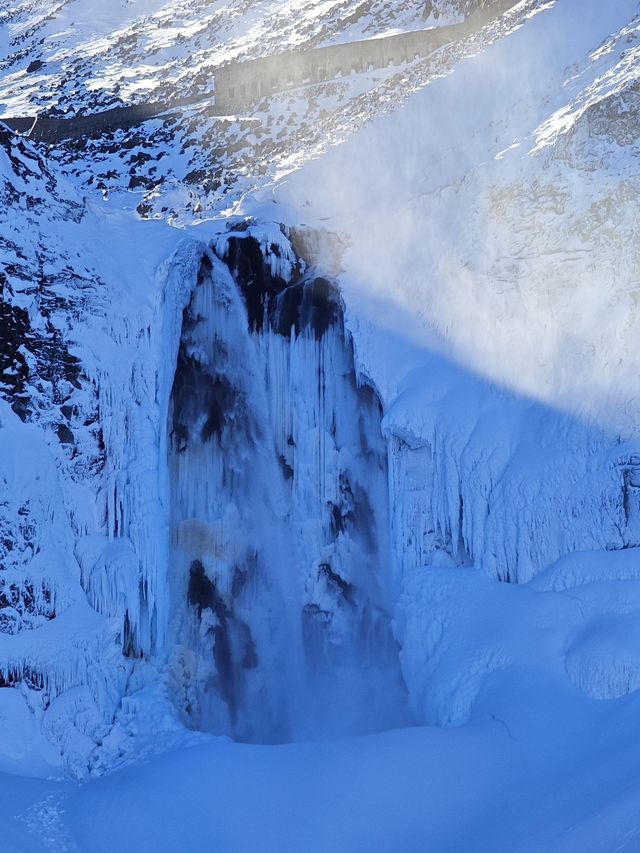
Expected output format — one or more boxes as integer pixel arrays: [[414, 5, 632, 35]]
[[188, 559, 259, 723], [222, 235, 341, 340]]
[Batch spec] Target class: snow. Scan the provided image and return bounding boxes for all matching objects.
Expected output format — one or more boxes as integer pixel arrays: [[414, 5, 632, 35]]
[[2, 0, 640, 849], [166, 232, 408, 742], [273, 0, 640, 426], [255, 0, 640, 592], [0, 0, 465, 116], [0, 688, 60, 775], [0, 123, 204, 770], [5, 661, 640, 853]]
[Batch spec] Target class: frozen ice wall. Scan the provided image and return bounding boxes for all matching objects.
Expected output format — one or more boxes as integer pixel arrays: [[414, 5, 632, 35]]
[[166, 226, 409, 742], [384, 378, 639, 587]]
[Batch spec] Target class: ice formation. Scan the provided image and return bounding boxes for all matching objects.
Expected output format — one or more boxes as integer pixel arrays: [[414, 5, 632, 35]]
[[3, 11, 640, 851], [2, 204, 639, 769], [166, 227, 409, 741]]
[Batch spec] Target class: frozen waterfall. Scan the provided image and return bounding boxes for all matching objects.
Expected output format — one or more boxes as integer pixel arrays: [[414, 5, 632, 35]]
[[166, 228, 410, 742]]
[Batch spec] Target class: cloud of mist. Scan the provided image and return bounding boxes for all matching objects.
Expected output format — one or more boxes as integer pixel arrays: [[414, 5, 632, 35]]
[[275, 0, 640, 437]]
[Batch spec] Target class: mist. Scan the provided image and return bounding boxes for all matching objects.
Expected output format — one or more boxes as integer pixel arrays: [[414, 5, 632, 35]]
[[273, 0, 640, 437]]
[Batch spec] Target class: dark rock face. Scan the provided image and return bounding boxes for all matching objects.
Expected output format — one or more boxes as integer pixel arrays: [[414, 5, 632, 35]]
[[187, 559, 258, 723], [0, 265, 88, 432], [171, 255, 250, 453], [188, 559, 226, 619], [317, 561, 355, 606], [172, 341, 238, 449], [224, 235, 291, 333], [0, 293, 31, 420], [273, 276, 340, 340], [328, 470, 378, 554], [188, 559, 235, 717], [0, 131, 91, 426], [222, 235, 340, 340]]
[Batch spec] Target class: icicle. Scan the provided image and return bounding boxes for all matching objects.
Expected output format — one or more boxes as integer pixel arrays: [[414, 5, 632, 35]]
[[165, 228, 409, 742]]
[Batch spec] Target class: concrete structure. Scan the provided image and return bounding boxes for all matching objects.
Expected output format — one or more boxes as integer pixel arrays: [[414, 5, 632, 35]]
[[214, 0, 517, 112], [1, 101, 169, 143], [0, 1, 517, 142]]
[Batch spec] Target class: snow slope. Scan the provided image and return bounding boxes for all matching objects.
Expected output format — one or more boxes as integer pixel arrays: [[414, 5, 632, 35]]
[[1, 0, 524, 224]]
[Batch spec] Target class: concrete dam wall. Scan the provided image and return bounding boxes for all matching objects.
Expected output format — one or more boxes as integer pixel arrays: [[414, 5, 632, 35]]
[[214, 0, 516, 112]]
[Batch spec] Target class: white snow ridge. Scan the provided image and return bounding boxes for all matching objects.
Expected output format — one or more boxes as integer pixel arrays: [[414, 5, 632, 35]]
[[1, 0, 640, 851]]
